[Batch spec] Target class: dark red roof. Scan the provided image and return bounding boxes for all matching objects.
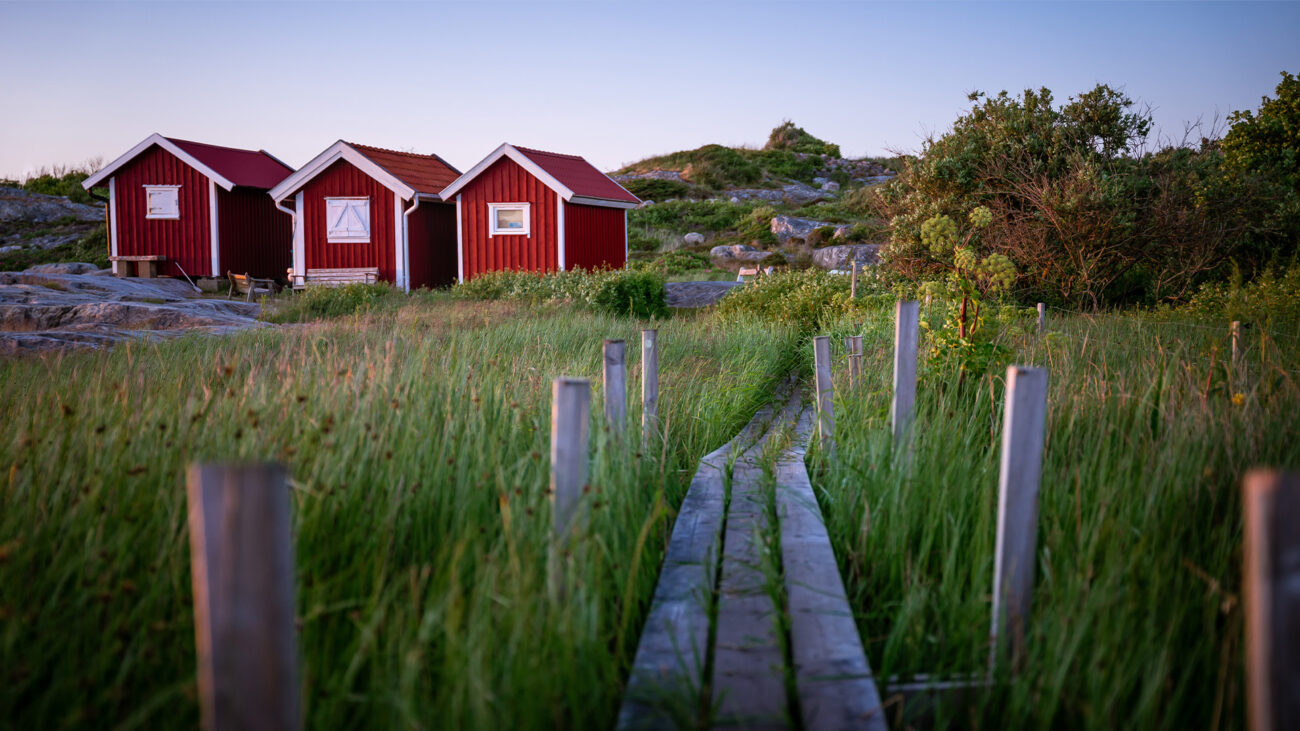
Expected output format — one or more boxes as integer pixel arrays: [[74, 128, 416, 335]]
[[514, 146, 639, 203], [348, 143, 461, 197], [167, 137, 293, 190]]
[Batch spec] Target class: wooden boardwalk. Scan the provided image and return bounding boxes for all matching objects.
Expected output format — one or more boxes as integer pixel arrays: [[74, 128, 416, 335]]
[[618, 386, 887, 731]]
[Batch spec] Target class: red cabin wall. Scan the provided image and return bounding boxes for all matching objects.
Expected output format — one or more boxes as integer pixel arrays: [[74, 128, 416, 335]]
[[301, 159, 397, 283], [563, 203, 626, 271], [458, 158, 558, 280], [217, 187, 292, 279], [407, 202, 457, 289], [111, 144, 211, 277]]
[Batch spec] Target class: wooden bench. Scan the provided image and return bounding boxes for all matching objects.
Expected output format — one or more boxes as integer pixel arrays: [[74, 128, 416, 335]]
[[110, 255, 167, 278], [288, 267, 380, 290], [736, 266, 759, 282], [227, 272, 279, 302]]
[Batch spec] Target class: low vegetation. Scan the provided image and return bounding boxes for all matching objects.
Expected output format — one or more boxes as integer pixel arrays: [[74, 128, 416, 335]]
[[0, 224, 108, 271], [0, 297, 799, 729]]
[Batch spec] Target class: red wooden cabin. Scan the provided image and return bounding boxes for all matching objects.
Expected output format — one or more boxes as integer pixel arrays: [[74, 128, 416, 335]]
[[438, 144, 640, 281], [268, 141, 460, 291], [81, 133, 293, 279]]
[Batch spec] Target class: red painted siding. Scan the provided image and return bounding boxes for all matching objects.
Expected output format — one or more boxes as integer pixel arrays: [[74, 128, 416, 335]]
[[407, 202, 457, 289], [459, 157, 558, 280], [217, 187, 292, 279], [564, 203, 626, 271], [112, 144, 211, 277], [301, 159, 397, 283]]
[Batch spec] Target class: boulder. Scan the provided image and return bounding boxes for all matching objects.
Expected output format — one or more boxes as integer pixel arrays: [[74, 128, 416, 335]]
[[810, 244, 882, 270], [637, 200, 655, 208], [683, 232, 706, 245], [821, 181, 841, 192], [709, 244, 773, 263], [770, 215, 852, 245], [26, 262, 101, 275], [0, 186, 103, 224]]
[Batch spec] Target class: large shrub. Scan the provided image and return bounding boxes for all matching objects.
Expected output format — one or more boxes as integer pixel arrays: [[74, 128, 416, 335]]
[[764, 121, 842, 158], [453, 268, 668, 319], [715, 269, 895, 331]]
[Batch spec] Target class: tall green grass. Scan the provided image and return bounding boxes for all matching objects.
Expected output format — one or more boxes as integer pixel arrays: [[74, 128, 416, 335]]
[[809, 304, 1299, 728], [0, 299, 798, 729]]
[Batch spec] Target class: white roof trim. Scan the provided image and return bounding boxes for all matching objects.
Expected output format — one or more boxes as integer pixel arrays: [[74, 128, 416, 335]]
[[83, 133, 238, 191], [568, 195, 638, 210], [438, 143, 575, 202], [267, 141, 416, 203]]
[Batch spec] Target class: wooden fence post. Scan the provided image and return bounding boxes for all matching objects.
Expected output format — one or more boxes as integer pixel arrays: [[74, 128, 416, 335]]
[[851, 261, 858, 299], [1231, 321, 1242, 371], [186, 462, 299, 731], [891, 301, 920, 442], [552, 378, 591, 537], [604, 339, 627, 436], [1037, 303, 1046, 334], [641, 330, 658, 446], [989, 366, 1049, 673], [844, 335, 862, 389], [813, 335, 834, 448], [1244, 470, 1300, 731]]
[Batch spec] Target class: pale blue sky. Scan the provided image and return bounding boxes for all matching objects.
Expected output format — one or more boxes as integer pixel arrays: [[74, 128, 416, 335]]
[[1, 1, 1297, 179]]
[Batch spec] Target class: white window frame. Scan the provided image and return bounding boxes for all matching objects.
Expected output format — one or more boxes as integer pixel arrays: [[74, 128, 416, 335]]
[[144, 185, 180, 219], [489, 202, 530, 236], [325, 196, 371, 243]]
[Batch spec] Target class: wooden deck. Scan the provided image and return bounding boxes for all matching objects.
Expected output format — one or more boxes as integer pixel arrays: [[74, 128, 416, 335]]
[[618, 383, 887, 731]]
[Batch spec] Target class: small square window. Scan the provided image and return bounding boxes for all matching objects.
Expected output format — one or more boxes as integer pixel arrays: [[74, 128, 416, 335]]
[[326, 198, 370, 243], [144, 186, 180, 219], [489, 203, 530, 236]]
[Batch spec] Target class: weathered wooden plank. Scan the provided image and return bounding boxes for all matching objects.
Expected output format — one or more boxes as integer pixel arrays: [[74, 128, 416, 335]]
[[989, 366, 1049, 670], [891, 301, 919, 443], [642, 329, 659, 446], [605, 339, 628, 436], [776, 408, 888, 731], [1244, 470, 1300, 731], [814, 336, 834, 449], [1036, 303, 1046, 334], [186, 463, 299, 731], [551, 377, 590, 538]]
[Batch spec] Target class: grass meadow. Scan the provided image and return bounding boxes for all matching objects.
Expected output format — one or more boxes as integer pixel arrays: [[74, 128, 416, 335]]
[[808, 304, 1300, 729], [0, 297, 798, 729]]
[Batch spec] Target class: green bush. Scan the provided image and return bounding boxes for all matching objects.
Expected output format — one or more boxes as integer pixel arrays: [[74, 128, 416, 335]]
[[622, 178, 701, 201], [1182, 259, 1300, 323], [630, 251, 712, 277], [589, 269, 669, 319], [453, 268, 667, 319], [764, 121, 842, 158], [268, 282, 396, 322], [628, 200, 751, 234], [715, 269, 892, 331], [0, 225, 110, 272]]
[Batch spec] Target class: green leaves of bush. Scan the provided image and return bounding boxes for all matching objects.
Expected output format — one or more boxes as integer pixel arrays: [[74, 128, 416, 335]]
[[454, 268, 668, 320]]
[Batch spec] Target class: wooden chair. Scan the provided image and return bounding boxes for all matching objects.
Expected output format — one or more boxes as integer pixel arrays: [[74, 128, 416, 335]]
[[227, 272, 278, 302]]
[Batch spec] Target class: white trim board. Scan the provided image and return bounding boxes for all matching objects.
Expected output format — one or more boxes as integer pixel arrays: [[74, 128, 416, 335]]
[[108, 178, 119, 270], [292, 192, 306, 279], [208, 180, 221, 276], [83, 133, 239, 191], [556, 197, 565, 272], [393, 195, 406, 291], [268, 140, 418, 203], [455, 195, 464, 283]]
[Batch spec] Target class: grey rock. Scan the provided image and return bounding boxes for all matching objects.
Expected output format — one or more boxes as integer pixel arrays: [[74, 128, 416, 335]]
[[810, 244, 882, 270], [683, 232, 706, 245], [0, 186, 103, 224], [637, 200, 655, 209], [26, 262, 100, 275], [665, 281, 743, 308], [0, 245, 20, 254], [770, 215, 852, 244], [613, 170, 684, 183], [709, 244, 773, 263], [821, 181, 841, 192], [730, 196, 741, 204]]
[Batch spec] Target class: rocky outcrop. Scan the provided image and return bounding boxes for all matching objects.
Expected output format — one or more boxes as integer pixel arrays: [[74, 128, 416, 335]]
[[810, 244, 882, 270], [664, 281, 743, 308], [683, 232, 706, 245], [709, 244, 773, 263], [0, 187, 102, 224], [0, 267, 264, 355], [770, 215, 852, 244]]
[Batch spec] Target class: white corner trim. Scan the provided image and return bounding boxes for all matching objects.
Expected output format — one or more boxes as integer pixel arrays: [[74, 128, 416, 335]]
[[83, 133, 237, 191], [623, 208, 628, 268], [557, 197, 566, 272], [208, 180, 221, 276], [439, 143, 575, 202], [293, 191, 306, 279], [455, 195, 464, 282], [393, 195, 407, 291], [268, 141, 416, 202], [108, 177, 119, 260], [488, 202, 530, 237]]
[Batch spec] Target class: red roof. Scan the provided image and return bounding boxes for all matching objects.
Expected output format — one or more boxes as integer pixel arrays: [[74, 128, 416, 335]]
[[513, 146, 639, 204], [167, 137, 293, 190], [349, 143, 461, 196]]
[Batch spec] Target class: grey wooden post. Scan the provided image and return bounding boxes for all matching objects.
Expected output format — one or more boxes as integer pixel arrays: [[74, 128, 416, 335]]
[[813, 335, 835, 448], [989, 366, 1049, 673], [1244, 470, 1300, 731], [551, 378, 591, 537], [603, 339, 627, 436], [850, 261, 858, 299], [186, 463, 300, 731], [641, 330, 658, 446], [891, 301, 920, 442], [1232, 321, 1242, 371], [844, 335, 862, 389], [1037, 303, 1046, 334]]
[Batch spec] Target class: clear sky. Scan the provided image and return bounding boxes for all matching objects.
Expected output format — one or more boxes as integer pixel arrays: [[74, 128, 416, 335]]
[[1, 1, 1297, 179]]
